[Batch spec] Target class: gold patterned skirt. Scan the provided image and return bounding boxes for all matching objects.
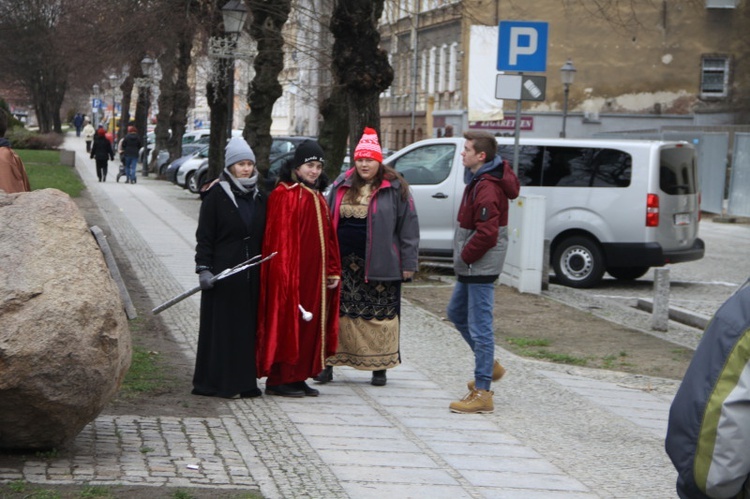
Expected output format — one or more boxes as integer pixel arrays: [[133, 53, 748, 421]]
[[327, 251, 401, 371]]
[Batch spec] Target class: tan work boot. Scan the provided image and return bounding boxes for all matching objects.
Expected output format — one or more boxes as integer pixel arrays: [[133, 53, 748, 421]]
[[467, 359, 506, 391], [449, 389, 494, 414]]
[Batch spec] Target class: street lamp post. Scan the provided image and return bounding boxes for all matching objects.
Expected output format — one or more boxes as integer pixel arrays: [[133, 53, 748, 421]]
[[221, 0, 249, 139], [108, 74, 118, 137], [92, 84, 100, 129], [136, 56, 155, 175], [559, 59, 576, 138]]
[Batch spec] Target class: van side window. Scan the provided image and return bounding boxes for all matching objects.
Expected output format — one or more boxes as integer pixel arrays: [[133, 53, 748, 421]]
[[501, 144, 632, 188], [498, 145, 546, 186], [391, 144, 456, 185]]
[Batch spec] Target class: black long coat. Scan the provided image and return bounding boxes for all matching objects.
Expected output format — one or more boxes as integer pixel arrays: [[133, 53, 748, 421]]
[[193, 181, 266, 397]]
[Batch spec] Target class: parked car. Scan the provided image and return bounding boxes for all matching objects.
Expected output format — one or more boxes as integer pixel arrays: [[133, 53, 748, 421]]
[[270, 136, 315, 161], [385, 137, 704, 288], [165, 145, 207, 183], [175, 146, 210, 188], [182, 129, 243, 145]]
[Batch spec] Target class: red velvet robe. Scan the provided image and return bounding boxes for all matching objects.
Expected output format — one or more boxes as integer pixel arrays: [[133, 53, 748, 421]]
[[257, 182, 341, 384]]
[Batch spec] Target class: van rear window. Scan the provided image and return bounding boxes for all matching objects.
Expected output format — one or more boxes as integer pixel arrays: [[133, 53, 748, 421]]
[[499, 145, 631, 188], [659, 147, 697, 195]]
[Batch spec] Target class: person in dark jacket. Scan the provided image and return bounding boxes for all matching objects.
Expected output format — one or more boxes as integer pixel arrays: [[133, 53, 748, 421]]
[[319, 127, 419, 387], [666, 278, 750, 499], [89, 128, 114, 182], [447, 130, 520, 414], [120, 125, 142, 184], [192, 136, 266, 399]]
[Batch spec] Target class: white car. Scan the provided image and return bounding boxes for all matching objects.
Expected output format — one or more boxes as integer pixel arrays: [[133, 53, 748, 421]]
[[175, 147, 209, 189]]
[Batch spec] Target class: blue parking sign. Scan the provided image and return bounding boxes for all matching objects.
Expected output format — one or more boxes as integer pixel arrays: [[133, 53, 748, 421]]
[[497, 21, 548, 73]]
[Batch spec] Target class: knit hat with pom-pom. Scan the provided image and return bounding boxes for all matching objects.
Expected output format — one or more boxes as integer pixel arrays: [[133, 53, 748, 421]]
[[353, 127, 383, 163]]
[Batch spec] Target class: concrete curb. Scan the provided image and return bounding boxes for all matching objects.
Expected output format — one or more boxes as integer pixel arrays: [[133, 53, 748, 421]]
[[636, 298, 710, 331]]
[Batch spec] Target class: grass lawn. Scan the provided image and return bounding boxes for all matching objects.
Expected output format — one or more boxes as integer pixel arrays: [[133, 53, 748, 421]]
[[18, 149, 84, 198]]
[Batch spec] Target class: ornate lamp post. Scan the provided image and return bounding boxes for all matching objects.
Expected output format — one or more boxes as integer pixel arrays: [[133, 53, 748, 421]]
[[559, 59, 576, 138], [135, 56, 155, 175], [108, 74, 118, 136], [220, 0, 249, 138]]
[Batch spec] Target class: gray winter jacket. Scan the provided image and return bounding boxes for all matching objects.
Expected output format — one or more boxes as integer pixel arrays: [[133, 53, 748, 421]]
[[666, 278, 750, 499], [328, 169, 419, 281]]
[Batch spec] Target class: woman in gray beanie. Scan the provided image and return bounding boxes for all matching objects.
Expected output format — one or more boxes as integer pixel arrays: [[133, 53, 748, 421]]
[[193, 136, 266, 399]]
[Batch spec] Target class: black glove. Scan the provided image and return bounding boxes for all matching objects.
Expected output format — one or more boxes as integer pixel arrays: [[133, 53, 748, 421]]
[[199, 270, 214, 290]]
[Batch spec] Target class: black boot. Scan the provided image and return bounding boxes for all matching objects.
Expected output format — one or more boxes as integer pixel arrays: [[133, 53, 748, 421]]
[[371, 370, 387, 386], [313, 366, 333, 384]]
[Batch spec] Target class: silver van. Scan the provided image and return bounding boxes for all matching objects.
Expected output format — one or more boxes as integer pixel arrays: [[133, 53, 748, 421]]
[[385, 137, 704, 288]]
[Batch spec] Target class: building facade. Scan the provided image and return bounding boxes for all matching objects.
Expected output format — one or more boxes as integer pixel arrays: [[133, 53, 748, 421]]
[[379, 0, 749, 146]]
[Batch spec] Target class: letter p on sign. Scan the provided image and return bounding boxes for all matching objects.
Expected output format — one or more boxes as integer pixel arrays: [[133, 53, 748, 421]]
[[497, 21, 548, 73], [509, 27, 537, 65]]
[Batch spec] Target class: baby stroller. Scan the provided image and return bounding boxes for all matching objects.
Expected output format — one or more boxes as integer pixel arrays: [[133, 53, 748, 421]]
[[115, 139, 126, 182], [115, 154, 126, 183]]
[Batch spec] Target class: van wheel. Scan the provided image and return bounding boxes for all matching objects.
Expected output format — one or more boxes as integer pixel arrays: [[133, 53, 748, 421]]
[[552, 236, 605, 288], [607, 266, 649, 281]]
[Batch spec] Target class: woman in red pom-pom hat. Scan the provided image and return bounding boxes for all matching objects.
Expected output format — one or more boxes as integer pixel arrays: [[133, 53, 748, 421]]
[[316, 127, 420, 387]]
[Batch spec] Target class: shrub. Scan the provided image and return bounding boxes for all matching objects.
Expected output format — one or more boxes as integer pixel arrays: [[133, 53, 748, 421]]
[[5, 127, 64, 150]]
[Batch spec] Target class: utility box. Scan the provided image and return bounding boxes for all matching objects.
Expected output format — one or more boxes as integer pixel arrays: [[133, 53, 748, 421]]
[[500, 195, 546, 294], [59, 150, 75, 167]]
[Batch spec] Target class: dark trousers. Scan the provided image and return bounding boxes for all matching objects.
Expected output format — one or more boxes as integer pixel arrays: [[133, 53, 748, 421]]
[[95, 159, 109, 181], [86, 140, 92, 153]]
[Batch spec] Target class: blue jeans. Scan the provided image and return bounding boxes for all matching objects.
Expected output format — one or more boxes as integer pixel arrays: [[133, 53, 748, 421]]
[[124, 156, 138, 183], [447, 281, 495, 391]]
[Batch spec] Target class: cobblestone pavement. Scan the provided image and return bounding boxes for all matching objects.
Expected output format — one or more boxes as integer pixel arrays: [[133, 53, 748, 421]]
[[0, 137, 689, 498]]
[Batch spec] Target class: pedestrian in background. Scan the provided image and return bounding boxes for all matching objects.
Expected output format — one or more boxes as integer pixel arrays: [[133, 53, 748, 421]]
[[447, 130, 519, 414], [0, 108, 31, 193], [258, 140, 341, 398], [193, 136, 266, 399], [73, 113, 84, 137], [319, 127, 419, 387], [83, 119, 95, 153], [120, 125, 141, 184], [89, 128, 114, 182]]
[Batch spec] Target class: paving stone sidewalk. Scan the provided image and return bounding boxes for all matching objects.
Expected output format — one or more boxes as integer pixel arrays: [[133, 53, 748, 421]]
[[0, 137, 684, 498]]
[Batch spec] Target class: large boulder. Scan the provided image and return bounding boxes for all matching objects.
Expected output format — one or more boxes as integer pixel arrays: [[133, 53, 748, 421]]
[[0, 189, 131, 449]]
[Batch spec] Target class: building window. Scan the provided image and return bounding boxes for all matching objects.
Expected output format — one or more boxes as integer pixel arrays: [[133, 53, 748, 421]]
[[448, 42, 458, 92], [420, 50, 427, 91], [438, 44, 447, 93], [706, 0, 737, 7], [701, 56, 730, 98], [428, 46, 436, 94]]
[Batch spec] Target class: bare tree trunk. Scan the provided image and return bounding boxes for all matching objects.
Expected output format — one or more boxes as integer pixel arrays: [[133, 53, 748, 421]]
[[330, 0, 393, 154], [207, 56, 231, 180], [318, 86, 349, 180], [119, 76, 136, 143], [168, 36, 193, 163], [244, 0, 291, 175]]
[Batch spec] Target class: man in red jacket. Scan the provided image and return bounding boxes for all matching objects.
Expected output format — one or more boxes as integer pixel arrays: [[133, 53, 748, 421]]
[[447, 131, 520, 414]]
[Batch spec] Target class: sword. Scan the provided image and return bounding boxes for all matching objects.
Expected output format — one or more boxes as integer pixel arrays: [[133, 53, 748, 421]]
[[151, 251, 277, 315]]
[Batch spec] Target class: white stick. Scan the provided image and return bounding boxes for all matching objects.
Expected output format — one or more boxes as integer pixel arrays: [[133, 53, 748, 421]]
[[298, 304, 312, 321]]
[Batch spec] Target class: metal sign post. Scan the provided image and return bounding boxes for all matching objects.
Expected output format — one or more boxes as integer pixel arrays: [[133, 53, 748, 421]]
[[496, 21, 549, 174]]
